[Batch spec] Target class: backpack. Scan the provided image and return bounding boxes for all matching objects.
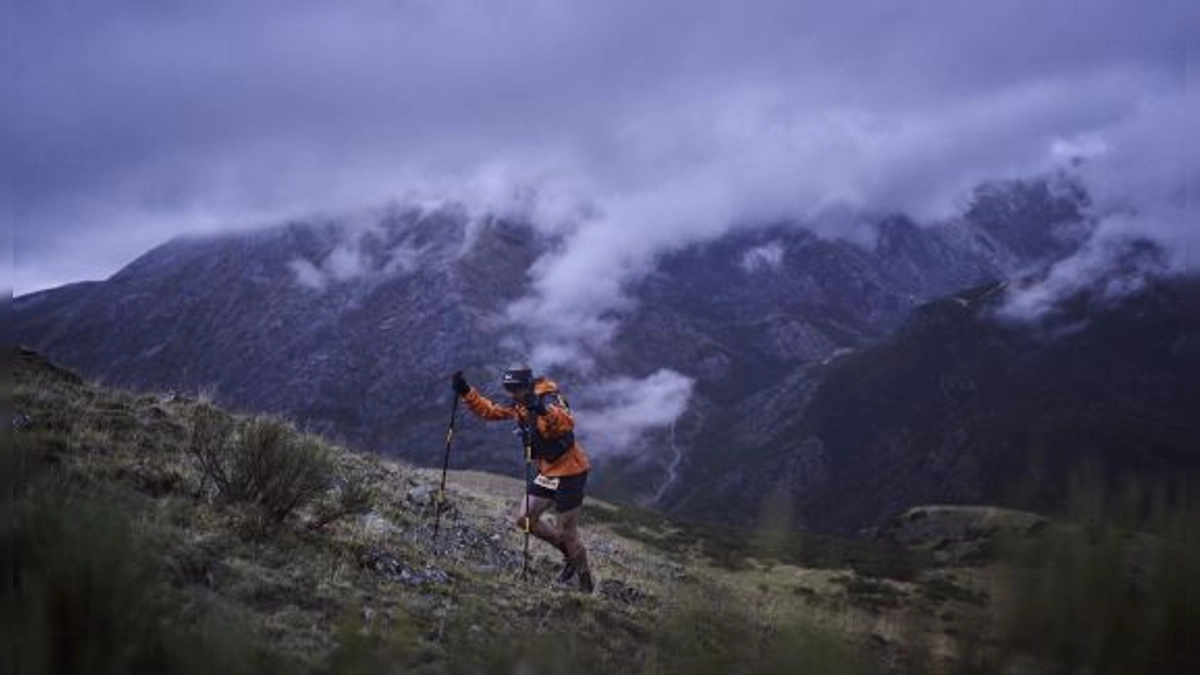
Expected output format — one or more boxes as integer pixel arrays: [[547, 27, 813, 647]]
[[523, 392, 575, 462]]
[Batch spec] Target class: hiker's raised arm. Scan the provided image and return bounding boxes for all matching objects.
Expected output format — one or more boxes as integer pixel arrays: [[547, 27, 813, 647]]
[[452, 372, 517, 421]]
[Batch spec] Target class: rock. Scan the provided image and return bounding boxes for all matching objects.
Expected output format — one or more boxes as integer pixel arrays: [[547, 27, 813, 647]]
[[597, 579, 653, 605], [360, 512, 399, 537], [407, 484, 449, 508], [359, 547, 451, 587]]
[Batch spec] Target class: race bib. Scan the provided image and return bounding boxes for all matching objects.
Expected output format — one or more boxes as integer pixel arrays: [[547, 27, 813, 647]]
[[533, 474, 560, 491]]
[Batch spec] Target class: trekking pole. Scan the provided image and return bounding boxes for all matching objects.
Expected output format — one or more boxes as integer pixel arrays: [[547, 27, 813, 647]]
[[433, 393, 459, 541], [522, 422, 533, 582]]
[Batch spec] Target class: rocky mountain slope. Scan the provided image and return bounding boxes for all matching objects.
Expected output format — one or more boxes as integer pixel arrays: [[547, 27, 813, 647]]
[[676, 271, 1199, 533], [10, 348, 1195, 674], [13, 178, 1092, 531]]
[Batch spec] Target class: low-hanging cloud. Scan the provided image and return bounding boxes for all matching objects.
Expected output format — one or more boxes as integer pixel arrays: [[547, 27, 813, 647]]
[[9, 1, 1195, 341], [995, 79, 1197, 322], [742, 241, 785, 274], [996, 233, 1169, 324], [572, 369, 696, 458]]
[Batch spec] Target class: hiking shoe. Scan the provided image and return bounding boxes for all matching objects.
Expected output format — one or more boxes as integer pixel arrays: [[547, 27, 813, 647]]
[[555, 560, 578, 584], [577, 570, 595, 594]]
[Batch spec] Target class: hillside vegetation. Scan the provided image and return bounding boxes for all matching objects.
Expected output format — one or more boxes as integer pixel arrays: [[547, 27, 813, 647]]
[[8, 348, 1196, 673]]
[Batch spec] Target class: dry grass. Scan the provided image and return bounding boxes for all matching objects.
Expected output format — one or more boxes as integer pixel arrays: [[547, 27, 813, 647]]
[[11, 347, 1193, 674]]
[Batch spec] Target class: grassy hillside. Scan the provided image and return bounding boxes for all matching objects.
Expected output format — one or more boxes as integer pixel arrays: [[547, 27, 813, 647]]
[[8, 347, 1196, 673]]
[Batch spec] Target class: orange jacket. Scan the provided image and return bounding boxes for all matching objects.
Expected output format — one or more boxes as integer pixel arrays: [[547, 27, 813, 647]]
[[461, 378, 590, 478]]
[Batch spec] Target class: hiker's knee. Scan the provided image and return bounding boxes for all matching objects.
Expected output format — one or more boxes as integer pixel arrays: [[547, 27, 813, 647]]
[[513, 500, 545, 530], [512, 510, 532, 530]]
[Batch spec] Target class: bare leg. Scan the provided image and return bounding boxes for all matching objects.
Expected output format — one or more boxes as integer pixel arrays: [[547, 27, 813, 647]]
[[513, 495, 562, 552], [554, 506, 593, 592], [555, 506, 585, 561]]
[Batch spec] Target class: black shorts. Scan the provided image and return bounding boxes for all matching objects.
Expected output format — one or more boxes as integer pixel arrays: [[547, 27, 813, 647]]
[[527, 471, 588, 513]]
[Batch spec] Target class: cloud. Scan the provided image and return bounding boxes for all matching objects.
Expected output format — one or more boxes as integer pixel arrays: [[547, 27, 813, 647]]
[[572, 369, 695, 458], [1071, 84, 1199, 271], [9, 0, 1192, 456], [498, 68, 1191, 367], [996, 234, 1169, 324], [995, 78, 1197, 322], [282, 211, 440, 290], [287, 259, 326, 291], [741, 242, 785, 273], [8, 1, 1194, 334]]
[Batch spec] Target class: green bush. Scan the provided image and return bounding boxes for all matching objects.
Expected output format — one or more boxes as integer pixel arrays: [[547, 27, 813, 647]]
[[188, 409, 333, 522], [237, 419, 333, 522]]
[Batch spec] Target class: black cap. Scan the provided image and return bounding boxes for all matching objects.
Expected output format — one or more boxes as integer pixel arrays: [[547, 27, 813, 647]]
[[501, 364, 533, 391]]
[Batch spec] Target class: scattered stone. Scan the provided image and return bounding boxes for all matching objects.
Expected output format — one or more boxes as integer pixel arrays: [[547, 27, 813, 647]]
[[359, 547, 452, 587], [597, 579, 652, 605], [360, 512, 399, 537], [407, 484, 439, 506]]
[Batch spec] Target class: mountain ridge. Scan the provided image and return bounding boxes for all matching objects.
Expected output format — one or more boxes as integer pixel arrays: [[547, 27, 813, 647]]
[[14, 177, 1103, 532]]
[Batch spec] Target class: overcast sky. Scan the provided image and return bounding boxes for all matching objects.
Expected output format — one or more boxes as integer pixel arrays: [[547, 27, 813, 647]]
[[7, 0, 1197, 297]]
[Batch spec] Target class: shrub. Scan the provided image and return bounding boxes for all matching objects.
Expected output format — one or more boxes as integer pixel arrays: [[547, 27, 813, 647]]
[[187, 404, 245, 498], [188, 409, 333, 522], [236, 419, 333, 522]]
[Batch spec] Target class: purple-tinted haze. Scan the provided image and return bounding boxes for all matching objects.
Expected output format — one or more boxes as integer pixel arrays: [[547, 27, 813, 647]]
[[7, 0, 1196, 297]]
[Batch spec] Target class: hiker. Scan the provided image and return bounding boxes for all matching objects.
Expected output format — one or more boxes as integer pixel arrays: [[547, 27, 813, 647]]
[[452, 365, 594, 593]]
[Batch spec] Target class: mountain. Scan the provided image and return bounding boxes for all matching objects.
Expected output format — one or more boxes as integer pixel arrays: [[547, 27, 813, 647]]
[[678, 271, 1198, 533], [14, 177, 1093, 528]]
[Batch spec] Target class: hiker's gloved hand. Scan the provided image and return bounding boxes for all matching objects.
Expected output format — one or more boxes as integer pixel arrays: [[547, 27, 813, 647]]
[[521, 392, 546, 415], [452, 371, 470, 397]]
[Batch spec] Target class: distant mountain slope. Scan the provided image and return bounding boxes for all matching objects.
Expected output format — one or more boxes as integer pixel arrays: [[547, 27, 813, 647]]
[[13, 208, 542, 472], [15, 178, 1091, 526], [678, 273, 1199, 533]]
